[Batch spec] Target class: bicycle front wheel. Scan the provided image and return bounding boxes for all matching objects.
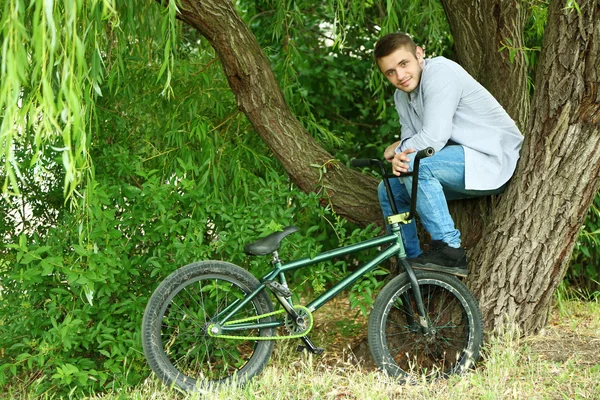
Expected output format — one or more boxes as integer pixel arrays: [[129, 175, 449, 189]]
[[368, 270, 483, 379], [142, 261, 275, 392]]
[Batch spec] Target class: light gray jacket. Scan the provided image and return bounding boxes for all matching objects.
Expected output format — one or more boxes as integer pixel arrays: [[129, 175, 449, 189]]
[[394, 57, 524, 190]]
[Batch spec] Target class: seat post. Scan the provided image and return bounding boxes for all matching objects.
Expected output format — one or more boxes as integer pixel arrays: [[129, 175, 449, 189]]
[[271, 250, 281, 266]]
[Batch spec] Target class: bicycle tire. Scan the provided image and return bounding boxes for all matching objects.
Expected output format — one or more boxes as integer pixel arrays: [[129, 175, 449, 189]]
[[368, 270, 483, 380], [142, 260, 275, 392]]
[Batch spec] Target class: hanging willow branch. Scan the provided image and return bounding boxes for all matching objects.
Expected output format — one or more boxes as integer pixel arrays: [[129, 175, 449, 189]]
[[0, 0, 180, 204]]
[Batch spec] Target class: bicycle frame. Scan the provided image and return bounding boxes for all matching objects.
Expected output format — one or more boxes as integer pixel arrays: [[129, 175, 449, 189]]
[[215, 148, 436, 336], [269, 233, 403, 312], [216, 229, 404, 332]]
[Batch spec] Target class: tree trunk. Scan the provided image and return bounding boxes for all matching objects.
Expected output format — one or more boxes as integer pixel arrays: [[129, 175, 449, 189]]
[[440, 0, 531, 250], [469, 0, 600, 333], [169, 0, 383, 229]]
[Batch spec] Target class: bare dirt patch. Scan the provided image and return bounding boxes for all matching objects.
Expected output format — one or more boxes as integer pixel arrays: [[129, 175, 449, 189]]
[[311, 296, 600, 371], [524, 301, 600, 366]]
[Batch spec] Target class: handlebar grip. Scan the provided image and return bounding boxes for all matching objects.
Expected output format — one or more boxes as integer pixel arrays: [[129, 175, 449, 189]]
[[351, 147, 435, 220], [415, 147, 435, 160], [350, 147, 434, 170]]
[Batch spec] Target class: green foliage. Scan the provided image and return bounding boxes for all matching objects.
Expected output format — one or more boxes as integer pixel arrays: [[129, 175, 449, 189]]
[[243, 0, 453, 161], [0, 0, 117, 198], [349, 269, 389, 316], [567, 193, 600, 294], [0, 0, 184, 202], [1, 162, 377, 395]]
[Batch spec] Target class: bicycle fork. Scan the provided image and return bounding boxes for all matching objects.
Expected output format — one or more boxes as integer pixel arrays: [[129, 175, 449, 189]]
[[398, 258, 434, 335]]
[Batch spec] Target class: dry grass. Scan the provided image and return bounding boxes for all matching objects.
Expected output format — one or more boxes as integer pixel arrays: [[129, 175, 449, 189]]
[[5, 299, 600, 400]]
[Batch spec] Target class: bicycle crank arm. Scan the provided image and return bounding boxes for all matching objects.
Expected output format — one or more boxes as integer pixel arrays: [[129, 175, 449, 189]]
[[297, 336, 325, 354]]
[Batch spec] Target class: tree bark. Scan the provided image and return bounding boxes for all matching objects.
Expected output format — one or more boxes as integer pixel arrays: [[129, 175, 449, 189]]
[[441, 0, 530, 131], [169, 0, 383, 229]]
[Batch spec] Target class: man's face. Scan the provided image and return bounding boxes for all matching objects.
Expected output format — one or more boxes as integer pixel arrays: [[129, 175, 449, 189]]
[[377, 46, 424, 93]]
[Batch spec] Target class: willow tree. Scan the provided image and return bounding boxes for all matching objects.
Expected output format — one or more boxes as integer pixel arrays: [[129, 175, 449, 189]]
[[160, 0, 600, 335], [1, 0, 599, 341]]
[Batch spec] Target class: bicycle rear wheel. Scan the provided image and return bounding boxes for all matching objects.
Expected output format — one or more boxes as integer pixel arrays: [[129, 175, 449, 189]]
[[142, 261, 275, 392], [368, 270, 483, 379]]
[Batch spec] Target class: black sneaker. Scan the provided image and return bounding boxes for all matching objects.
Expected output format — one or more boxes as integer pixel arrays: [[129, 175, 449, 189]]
[[407, 240, 468, 277]]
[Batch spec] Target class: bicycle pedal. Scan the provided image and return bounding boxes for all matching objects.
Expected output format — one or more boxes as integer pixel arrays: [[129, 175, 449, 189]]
[[264, 280, 293, 297], [296, 345, 325, 355]]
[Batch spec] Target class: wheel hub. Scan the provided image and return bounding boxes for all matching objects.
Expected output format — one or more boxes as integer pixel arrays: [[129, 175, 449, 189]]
[[204, 323, 222, 336]]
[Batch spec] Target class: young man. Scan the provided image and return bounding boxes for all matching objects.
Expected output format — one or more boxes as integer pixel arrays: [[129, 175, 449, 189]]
[[374, 33, 523, 276]]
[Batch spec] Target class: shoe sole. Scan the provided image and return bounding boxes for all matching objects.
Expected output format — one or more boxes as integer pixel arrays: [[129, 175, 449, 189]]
[[409, 262, 468, 278]]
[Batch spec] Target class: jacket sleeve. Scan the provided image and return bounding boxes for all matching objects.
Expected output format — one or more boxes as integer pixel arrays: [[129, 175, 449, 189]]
[[393, 91, 416, 153], [399, 63, 462, 152]]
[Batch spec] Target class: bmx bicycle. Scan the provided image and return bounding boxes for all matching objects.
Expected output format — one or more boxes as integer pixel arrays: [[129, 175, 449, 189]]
[[141, 147, 483, 392]]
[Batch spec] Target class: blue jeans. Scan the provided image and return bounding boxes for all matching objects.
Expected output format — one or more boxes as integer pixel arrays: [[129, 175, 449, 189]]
[[378, 145, 505, 258]]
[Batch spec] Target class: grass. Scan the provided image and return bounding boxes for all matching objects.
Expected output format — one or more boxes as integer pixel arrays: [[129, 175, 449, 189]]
[[4, 299, 600, 400]]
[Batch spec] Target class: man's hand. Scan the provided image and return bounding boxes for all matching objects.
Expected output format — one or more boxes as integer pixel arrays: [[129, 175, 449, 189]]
[[391, 148, 416, 176], [384, 141, 401, 162]]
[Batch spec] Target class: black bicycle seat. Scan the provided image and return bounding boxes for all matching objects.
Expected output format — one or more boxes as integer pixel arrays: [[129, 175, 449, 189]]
[[243, 226, 299, 256]]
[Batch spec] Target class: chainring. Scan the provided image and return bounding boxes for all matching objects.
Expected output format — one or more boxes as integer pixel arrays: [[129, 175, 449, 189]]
[[284, 306, 313, 335]]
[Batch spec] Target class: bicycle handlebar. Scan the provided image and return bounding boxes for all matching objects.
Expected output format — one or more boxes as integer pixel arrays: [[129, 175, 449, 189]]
[[350, 147, 434, 169], [351, 147, 435, 222]]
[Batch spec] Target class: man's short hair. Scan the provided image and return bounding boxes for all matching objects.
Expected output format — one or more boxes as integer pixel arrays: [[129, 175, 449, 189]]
[[374, 33, 418, 60]]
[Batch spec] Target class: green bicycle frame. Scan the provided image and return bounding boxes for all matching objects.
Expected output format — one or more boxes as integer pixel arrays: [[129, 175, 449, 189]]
[[273, 233, 404, 312], [216, 228, 407, 332], [213, 149, 438, 335]]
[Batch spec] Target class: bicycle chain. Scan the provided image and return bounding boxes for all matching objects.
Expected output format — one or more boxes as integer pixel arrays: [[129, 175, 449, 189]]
[[207, 305, 313, 341]]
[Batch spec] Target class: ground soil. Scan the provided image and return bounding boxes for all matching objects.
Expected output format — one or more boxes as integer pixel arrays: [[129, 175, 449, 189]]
[[310, 296, 600, 372], [523, 301, 600, 366]]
